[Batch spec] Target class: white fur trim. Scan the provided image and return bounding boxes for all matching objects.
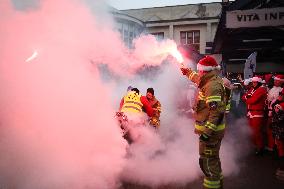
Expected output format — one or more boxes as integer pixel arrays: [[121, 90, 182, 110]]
[[274, 76, 284, 82], [247, 112, 263, 118], [197, 64, 221, 71], [244, 78, 252, 86], [251, 77, 262, 83]]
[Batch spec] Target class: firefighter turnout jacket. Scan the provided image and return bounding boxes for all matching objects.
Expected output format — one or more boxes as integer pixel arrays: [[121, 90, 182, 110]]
[[148, 96, 162, 128], [187, 70, 226, 136]]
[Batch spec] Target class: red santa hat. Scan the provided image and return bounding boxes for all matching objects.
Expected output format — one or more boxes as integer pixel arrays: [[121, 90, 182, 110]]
[[251, 75, 263, 83], [274, 74, 284, 82], [197, 56, 221, 71]]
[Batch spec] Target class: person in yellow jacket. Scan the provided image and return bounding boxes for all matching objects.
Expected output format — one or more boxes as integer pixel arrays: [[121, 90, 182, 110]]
[[119, 87, 153, 117], [181, 56, 226, 189], [118, 87, 154, 143]]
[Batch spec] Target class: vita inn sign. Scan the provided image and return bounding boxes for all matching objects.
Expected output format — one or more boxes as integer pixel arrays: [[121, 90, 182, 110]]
[[226, 7, 284, 28]]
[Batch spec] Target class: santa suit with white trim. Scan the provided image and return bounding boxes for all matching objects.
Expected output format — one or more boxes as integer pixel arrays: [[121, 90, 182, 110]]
[[242, 76, 268, 152]]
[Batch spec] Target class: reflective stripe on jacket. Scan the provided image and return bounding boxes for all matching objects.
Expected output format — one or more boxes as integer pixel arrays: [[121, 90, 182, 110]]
[[195, 123, 225, 133], [225, 87, 232, 112], [121, 91, 143, 113]]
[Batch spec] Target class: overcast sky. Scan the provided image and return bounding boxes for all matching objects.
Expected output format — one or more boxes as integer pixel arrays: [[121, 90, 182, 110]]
[[107, 0, 223, 10]]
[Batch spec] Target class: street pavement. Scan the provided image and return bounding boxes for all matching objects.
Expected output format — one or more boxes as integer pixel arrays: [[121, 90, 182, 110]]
[[122, 151, 284, 189], [121, 110, 284, 189]]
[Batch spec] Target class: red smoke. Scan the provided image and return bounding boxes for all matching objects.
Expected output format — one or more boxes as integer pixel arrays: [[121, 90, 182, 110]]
[[0, 0, 247, 188], [0, 0, 127, 188]]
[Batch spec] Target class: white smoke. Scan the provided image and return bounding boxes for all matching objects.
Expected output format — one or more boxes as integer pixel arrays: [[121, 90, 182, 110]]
[[114, 64, 252, 187], [221, 117, 252, 176]]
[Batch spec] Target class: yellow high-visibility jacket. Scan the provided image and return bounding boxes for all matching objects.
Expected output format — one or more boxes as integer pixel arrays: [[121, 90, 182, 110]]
[[121, 91, 143, 113]]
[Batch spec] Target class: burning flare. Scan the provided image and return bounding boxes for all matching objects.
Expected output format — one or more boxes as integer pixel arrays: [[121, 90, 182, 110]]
[[170, 48, 184, 67]]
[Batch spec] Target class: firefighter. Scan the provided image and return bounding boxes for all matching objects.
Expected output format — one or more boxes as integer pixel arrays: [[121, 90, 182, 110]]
[[271, 88, 284, 181], [119, 87, 154, 143], [266, 74, 284, 153], [146, 88, 162, 128], [180, 56, 226, 189], [242, 76, 267, 155], [119, 87, 153, 117]]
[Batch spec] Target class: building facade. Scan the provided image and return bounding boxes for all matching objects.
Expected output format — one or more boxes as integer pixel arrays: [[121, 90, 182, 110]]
[[212, 0, 284, 73], [120, 3, 222, 54], [109, 7, 144, 48]]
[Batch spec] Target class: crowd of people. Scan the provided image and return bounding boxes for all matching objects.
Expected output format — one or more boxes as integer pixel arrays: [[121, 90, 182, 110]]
[[233, 73, 284, 181], [223, 72, 284, 182], [119, 56, 228, 189], [116, 55, 284, 188]]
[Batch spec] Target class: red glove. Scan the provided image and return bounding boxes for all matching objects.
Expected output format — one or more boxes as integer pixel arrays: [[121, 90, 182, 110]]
[[180, 67, 190, 76]]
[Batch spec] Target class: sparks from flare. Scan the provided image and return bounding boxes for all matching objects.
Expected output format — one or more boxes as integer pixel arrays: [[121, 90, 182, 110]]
[[25, 50, 38, 62], [170, 48, 184, 67]]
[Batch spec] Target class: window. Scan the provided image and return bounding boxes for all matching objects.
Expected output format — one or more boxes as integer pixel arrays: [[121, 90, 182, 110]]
[[151, 32, 164, 41], [124, 30, 129, 44], [117, 23, 123, 37], [180, 32, 186, 44], [123, 24, 129, 41], [180, 30, 200, 52], [129, 25, 134, 47]]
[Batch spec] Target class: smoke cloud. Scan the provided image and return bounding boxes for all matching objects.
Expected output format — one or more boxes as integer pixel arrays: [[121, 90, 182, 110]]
[[114, 65, 252, 187], [0, 0, 126, 188], [0, 0, 252, 188]]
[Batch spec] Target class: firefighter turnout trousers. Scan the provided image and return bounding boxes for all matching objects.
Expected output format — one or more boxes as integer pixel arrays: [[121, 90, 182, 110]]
[[199, 130, 225, 189]]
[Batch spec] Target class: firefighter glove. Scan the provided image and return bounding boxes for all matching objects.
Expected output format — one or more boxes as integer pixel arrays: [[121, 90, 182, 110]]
[[199, 133, 209, 142], [180, 67, 190, 76]]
